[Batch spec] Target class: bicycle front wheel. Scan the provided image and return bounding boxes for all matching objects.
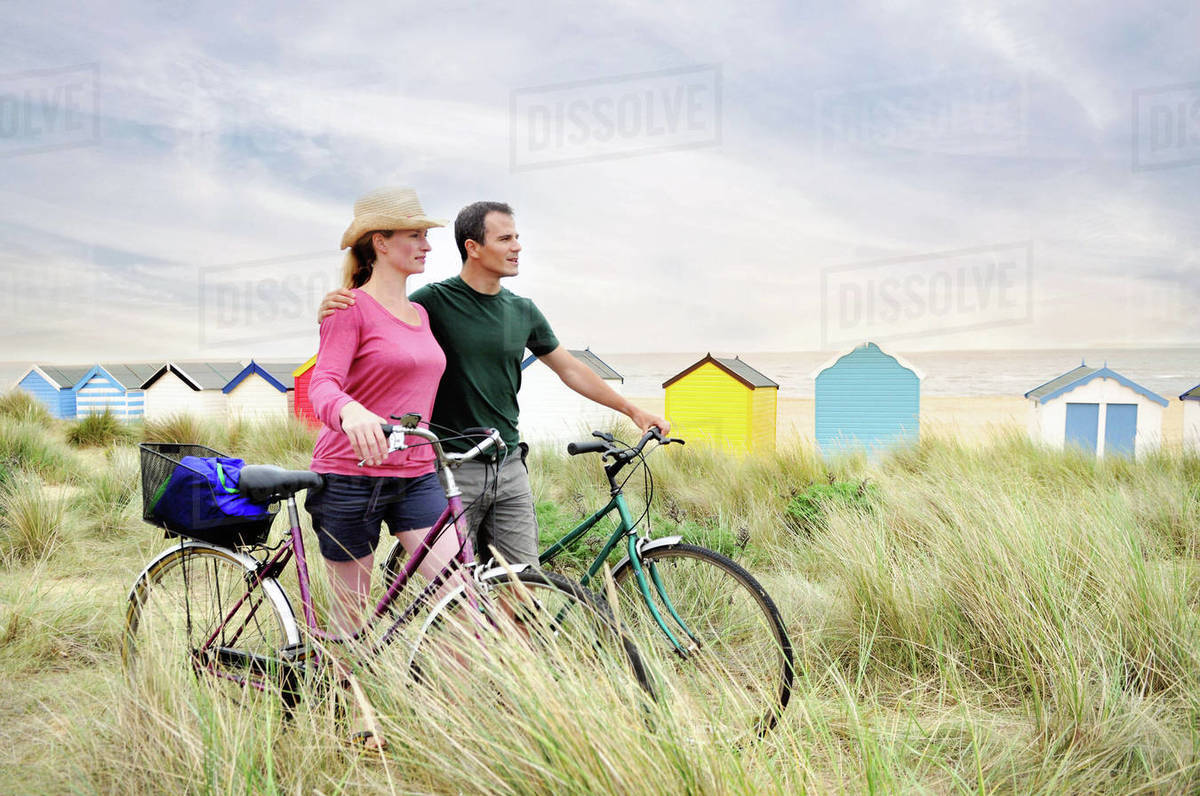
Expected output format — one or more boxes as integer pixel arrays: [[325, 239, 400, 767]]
[[610, 543, 793, 737], [408, 567, 654, 700], [123, 542, 301, 703]]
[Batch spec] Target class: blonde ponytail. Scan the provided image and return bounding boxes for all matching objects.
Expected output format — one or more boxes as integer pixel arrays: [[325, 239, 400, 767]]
[[340, 249, 361, 289], [341, 230, 394, 289]]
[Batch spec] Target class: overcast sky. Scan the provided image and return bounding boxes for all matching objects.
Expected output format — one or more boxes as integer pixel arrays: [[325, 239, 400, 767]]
[[1, 1, 1197, 365]]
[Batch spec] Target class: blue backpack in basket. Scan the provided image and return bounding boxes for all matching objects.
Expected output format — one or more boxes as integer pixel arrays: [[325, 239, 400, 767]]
[[151, 455, 275, 532]]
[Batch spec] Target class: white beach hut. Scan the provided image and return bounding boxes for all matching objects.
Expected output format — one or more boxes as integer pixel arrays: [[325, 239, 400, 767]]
[[223, 361, 301, 421], [517, 349, 624, 445], [141, 361, 245, 420], [1024, 363, 1167, 458], [1182, 384, 1200, 454]]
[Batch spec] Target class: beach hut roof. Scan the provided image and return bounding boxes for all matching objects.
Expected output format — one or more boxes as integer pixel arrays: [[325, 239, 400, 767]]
[[519, 349, 624, 382], [22, 364, 93, 390], [662, 354, 779, 390], [293, 354, 318, 378], [1024, 364, 1168, 407], [99, 363, 162, 390], [1181, 384, 1200, 401], [223, 361, 301, 394], [142, 361, 246, 391], [809, 341, 926, 381]]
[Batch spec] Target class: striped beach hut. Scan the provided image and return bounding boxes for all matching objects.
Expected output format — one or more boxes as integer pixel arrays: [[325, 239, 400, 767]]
[[75, 363, 160, 420], [141, 361, 245, 420], [1025, 363, 1167, 458], [812, 342, 923, 455], [662, 354, 778, 453], [292, 355, 318, 426], [518, 348, 624, 444], [16, 364, 92, 419], [224, 361, 301, 420], [1182, 384, 1200, 454]]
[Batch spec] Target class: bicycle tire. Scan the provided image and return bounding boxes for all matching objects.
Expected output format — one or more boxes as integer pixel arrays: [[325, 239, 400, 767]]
[[610, 542, 793, 737], [123, 542, 301, 703], [408, 567, 655, 699]]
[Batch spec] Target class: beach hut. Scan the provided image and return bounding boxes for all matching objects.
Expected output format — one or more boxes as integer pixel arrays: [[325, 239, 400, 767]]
[[1024, 363, 1167, 458], [1182, 384, 1200, 454], [15, 364, 92, 419], [292, 355, 318, 426], [224, 361, 301, 421], [141, 361, 245, 420], [812, 342, 923, 455], [517, 348, 624, 444], [75, 363, 161, 420], [662, 354, 778, 453]]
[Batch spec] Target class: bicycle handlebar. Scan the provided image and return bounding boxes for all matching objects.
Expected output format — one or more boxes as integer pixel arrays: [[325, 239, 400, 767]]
[[378, 419, 507, 470], [566, 425, 684, 460], [567, 440, 608, 456]]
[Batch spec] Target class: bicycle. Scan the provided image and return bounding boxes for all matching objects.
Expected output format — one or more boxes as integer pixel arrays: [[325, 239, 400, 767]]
[[123, 418, 653, 715], [535, 427, 793, 737]]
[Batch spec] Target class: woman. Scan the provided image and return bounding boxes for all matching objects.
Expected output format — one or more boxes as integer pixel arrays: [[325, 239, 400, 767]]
[[306, 186, 454, 751]]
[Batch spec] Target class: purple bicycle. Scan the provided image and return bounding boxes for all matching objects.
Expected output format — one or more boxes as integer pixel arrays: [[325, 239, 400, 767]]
[[122, 417, 651, 705]]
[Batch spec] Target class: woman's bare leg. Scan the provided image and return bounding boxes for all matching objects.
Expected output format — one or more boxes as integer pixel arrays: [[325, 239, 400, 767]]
[[391, 524, 469, 601], [323, 553, 386, 751]]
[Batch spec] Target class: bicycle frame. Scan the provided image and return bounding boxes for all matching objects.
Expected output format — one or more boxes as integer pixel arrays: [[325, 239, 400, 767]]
[[190, 426, 498, 686], [539, 475, 698, 656]]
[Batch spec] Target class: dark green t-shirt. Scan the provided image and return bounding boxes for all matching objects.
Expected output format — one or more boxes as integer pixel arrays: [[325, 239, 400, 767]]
[[410, 276, 559, 453]]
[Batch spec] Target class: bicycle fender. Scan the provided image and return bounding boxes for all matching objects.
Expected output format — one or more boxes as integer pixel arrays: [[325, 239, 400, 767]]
[[127, 540, 302, 647], [610, 535, 684, 577], [476, 562, 533, 581]]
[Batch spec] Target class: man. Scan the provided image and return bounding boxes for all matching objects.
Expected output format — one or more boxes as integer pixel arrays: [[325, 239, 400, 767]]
[[319, 200, 668, 566]]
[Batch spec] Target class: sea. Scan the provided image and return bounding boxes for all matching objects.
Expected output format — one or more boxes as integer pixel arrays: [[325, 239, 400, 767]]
[[599, 348, 1200, 400], [3, 347, 1199, 400]]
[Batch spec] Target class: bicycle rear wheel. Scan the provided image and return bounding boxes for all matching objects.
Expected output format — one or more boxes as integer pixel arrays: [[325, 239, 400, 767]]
[[408, 568, 654, 700], [123, 542, 301, 703], [610, 542, 793, 738]]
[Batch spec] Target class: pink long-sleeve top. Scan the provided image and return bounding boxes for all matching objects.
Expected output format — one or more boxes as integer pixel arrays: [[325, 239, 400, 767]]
[[308, 289, 446, 477]]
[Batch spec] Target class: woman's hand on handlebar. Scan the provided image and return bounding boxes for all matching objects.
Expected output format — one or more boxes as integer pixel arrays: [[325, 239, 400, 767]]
[[339, 402, 389, 466]]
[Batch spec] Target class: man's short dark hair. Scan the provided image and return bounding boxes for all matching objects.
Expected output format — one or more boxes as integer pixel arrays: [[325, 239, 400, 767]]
[[455, 201, 514, 263]]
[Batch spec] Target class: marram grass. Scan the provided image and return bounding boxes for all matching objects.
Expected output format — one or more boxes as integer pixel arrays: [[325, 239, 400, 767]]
[[2, 416, 1200, 793]]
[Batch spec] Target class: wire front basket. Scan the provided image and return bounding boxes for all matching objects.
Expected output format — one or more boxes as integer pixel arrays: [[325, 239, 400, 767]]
[[138, 442, 276, 548]]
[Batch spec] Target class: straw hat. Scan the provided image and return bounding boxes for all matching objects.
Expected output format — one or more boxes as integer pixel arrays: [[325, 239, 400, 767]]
[[339, 187, 447, 249]]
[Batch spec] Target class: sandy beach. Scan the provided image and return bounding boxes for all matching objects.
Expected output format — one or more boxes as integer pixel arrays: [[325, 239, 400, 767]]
[[625, 395, 1189, 449]]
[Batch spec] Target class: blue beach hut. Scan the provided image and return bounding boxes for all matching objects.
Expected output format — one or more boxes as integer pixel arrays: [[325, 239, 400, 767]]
[[16, 364, 93, 419], [1024, 363, 1167, 458], [75, 363, 160, 420], [811, 342, 923, 454]]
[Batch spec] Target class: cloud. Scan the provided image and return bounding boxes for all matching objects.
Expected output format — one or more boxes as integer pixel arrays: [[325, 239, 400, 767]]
[[0, 0, 1197, 364]]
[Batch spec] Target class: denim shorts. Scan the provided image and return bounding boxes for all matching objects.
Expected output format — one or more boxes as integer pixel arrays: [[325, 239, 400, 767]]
[[305, 471, 447, 562]]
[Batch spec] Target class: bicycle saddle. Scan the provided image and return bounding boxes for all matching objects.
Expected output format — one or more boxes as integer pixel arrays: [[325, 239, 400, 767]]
[[238, 465, 324, 503]]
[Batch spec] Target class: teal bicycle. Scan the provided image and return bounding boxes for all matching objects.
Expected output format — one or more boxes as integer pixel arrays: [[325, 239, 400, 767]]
[[384, 426, 793, 736], [539, 427, 793, 737]]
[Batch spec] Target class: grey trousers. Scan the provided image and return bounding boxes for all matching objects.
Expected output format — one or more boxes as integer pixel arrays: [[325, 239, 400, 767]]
[[453, 453, 540, 566]]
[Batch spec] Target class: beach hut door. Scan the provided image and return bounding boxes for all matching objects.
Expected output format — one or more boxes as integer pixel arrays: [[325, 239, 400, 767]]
[[1064, 403, 1099, 455], [1103, 404, 1138, 457]]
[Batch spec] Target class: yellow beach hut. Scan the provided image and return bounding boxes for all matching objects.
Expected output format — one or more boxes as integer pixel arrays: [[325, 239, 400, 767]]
[[662, 354, 779, 453]]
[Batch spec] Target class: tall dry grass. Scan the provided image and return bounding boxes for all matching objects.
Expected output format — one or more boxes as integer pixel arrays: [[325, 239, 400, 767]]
[[1, 414, 1198, 793]]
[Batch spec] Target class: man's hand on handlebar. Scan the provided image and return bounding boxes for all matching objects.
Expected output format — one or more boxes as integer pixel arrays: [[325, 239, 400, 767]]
[[629, 406, 670, 436]]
